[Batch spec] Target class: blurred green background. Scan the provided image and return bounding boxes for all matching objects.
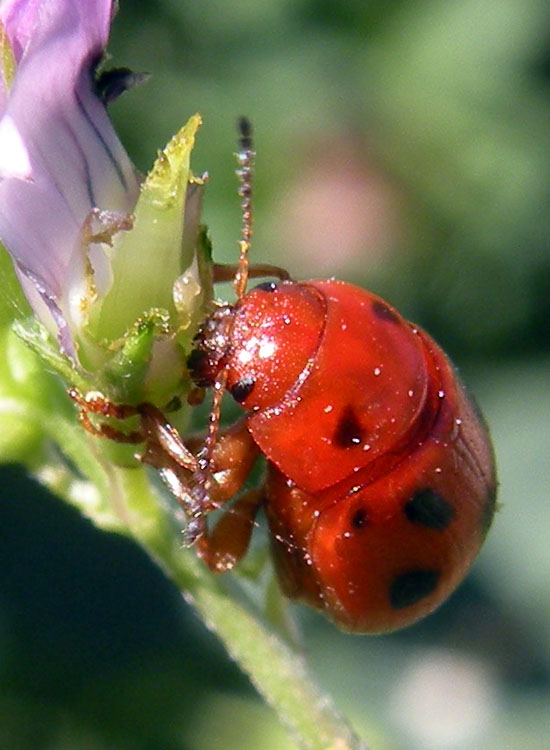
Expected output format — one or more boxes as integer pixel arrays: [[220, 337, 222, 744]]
[[1, 0, 549, 747]]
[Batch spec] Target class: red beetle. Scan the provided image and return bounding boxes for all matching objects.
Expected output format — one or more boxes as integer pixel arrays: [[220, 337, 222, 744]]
[[71, 119, 496, 633], [187, 276, 496, 633]]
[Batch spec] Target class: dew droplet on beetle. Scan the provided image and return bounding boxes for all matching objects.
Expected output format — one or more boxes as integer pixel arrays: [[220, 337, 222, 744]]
[[258, 339, 276, 358], [238, 349, 253, 365]]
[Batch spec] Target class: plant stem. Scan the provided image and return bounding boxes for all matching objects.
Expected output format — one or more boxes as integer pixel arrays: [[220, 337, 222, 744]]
[[29, 394, 368, 749], [114, 465, 369, 750]]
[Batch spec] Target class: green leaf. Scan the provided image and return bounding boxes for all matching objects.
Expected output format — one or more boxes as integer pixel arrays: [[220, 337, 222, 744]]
[[0, 243, 31, 327], [12, 317, 88, 391]]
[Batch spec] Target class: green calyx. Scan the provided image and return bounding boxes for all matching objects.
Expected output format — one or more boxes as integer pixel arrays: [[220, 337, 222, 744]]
[[89, 114, 207, 345], [75, 113, 212, 406]]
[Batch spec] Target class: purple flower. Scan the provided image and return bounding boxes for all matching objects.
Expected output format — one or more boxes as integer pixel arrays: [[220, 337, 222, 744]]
[[0, 0, 140, 360]]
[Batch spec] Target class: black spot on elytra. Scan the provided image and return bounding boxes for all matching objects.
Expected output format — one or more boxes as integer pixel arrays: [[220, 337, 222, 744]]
[[333, 406, 364, 448], [405, 488, 455, 531], [351, 507, 368, 529], [253, 281, 279, 292], [389, 570, 440, 610], [372, 300, 400, 324], [230, 376, 256, 403]]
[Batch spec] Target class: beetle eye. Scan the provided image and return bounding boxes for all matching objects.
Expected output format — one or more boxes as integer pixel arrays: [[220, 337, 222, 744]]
[[253, 281, 279, 292], [230, 376, 256, 403]]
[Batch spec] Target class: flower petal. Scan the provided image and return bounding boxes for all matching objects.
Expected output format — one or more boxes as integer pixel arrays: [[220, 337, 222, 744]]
[[0, 0, 43, 63], [17, 260, 77, 360], [0, 113, 30, 178], [0, 0, 139, 353]]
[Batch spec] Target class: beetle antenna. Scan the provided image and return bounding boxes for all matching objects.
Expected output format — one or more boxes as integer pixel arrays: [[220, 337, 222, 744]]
[[188, 118, 255, 527], [233, 116, 254, 300]]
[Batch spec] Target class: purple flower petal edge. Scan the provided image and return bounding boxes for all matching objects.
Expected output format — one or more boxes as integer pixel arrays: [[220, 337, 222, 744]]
[[0, 0, 139, 358]]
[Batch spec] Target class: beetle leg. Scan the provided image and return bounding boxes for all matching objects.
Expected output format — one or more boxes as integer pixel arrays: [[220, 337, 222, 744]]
[[212, 262, 291, 285], [191, 418, 263, 571], [205, 418, 261, 505], [68, 388, 199, 471], [138, 402, 198, 473], [136, 434, 210, 546], [134, 404, 210, 543], [198, 487, 265, 572], [68, 389, 262, 565], [68, 387, 143, 443], [139, 415, 261, 559]]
